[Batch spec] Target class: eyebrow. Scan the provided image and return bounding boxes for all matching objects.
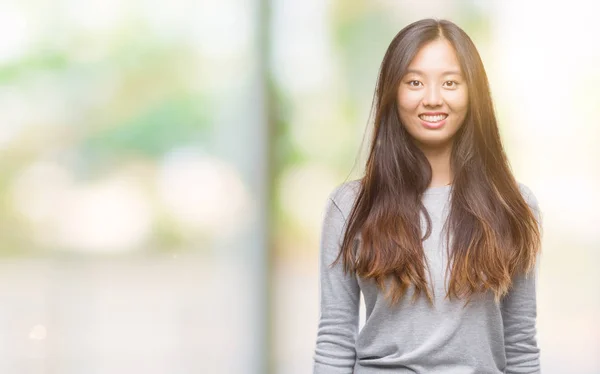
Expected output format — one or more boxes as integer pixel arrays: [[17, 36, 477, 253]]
[[405, 69, 462, 76]]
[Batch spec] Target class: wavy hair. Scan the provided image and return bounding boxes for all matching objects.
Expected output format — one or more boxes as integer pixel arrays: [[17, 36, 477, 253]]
[[332, 19, 542, 307]]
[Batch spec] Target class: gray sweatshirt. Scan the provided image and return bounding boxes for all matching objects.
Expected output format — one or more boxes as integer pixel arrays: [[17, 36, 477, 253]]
[[313, 180, 542, 374]]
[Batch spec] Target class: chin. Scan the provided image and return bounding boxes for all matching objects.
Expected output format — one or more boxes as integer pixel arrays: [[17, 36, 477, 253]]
[[413, 134, 455, 149]]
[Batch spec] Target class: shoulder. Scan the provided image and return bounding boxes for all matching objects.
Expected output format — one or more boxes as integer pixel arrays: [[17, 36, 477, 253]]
[[325, 180, 540, 222], [517, 182, 539, 208], [517, 181, 542, 225], [327, 179, 362, 221]]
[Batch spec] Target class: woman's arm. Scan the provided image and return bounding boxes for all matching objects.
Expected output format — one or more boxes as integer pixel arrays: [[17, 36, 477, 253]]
[[501, 184, 543, 374], [313, 189, 361, 374]]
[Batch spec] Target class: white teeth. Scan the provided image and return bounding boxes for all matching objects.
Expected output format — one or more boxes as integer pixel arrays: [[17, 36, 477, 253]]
[[419, 114, 447, 122]]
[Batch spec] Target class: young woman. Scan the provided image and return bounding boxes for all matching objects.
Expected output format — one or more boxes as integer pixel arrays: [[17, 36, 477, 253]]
[[313, 19, 543, 374]]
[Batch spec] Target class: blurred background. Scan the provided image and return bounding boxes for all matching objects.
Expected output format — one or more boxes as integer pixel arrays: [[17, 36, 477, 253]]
[[0, 0, 598, 373]]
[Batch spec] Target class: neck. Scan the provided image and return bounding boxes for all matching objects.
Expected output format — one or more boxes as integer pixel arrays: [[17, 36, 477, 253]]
[[419, 143, 453, 188]]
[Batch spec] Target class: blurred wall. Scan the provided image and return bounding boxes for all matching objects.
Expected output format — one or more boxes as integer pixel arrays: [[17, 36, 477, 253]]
[[0, 0, 267, 373]]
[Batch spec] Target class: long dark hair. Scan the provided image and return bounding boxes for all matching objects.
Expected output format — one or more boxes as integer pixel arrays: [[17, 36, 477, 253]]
[[333, 18, 542, 307]]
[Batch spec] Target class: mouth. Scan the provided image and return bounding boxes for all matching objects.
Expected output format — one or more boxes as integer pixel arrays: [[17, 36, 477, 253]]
[[418, 113, 448, 123]]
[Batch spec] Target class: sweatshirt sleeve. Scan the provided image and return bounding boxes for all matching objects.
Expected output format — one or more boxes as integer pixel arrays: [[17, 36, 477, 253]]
[[501, 184, 543, 374], [313, 192, 361, 373]]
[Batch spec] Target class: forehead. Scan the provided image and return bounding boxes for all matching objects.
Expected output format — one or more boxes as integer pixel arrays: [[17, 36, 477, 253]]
[[407, 39, 462, 74]]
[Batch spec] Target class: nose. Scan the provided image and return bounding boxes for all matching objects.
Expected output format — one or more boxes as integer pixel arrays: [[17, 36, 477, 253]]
[[423, 85, 443, 107]]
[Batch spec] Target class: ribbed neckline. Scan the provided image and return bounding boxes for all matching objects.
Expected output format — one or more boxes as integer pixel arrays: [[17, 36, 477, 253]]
[[423, 183, 452, 196]]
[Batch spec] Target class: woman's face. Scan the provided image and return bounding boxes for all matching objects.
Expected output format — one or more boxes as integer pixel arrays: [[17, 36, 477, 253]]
[[396, 38, 468, 151]]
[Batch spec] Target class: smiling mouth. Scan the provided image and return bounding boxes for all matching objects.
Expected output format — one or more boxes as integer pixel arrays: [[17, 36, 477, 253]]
[[418, 114, 448, 123]]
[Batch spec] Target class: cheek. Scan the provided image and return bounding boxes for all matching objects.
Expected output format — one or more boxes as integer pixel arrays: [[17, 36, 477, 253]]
[[449, 90, 469, 113], [397, 91, 420, 113]]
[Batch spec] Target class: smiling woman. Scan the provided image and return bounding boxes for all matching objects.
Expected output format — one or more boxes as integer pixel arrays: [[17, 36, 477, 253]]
[[313, 18, 542, 374]]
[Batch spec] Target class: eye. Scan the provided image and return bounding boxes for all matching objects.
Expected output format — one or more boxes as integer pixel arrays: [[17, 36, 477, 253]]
[[443, 80, 459, 88], [407, 80, 422, 87]]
